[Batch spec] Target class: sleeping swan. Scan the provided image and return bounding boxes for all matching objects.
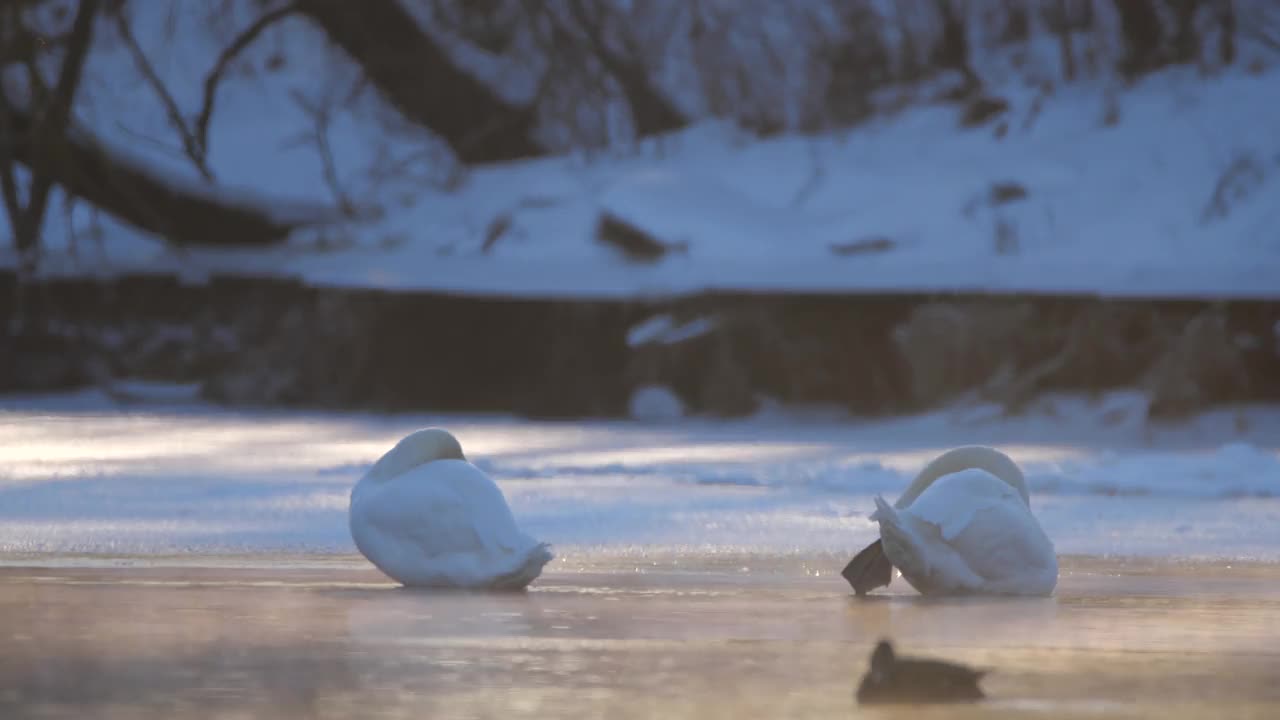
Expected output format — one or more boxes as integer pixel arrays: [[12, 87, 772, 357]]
[[841, 446, 1056, 597], [349, 428, 553, 590]]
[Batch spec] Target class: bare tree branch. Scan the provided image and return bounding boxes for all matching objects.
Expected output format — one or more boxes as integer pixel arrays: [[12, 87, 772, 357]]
[[194, 3, 299, 161], [110, 6, 215, 181], [5, 103, 318, 247], [517, 0, 613, 108], [287, 88, 356, 217], [295, 0, 540, 165], [561, 0, 686, 137]]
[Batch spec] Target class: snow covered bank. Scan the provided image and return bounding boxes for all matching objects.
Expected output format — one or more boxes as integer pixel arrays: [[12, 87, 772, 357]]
[[2, 0, 1278, 300], [1, 392, 1277, 561]]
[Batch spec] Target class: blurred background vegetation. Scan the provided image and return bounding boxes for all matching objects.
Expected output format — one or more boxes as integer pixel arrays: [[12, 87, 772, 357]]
[[0, 0, 1276, 421]]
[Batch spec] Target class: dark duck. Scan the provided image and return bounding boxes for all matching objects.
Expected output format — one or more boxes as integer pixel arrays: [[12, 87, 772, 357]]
[[856, 640, 988, 704]]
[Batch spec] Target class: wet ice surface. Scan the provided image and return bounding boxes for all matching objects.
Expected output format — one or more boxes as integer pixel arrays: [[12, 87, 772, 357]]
[[2, 396, 1280, 716], [2, 556, 1280, 719]]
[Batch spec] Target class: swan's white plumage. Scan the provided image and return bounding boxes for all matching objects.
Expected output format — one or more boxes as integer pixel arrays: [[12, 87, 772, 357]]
[[349, 428, 552, 589], [871, 447, 1058, 596]]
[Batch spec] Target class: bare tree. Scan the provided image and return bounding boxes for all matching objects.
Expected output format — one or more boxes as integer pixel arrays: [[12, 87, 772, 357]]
[[1109, 0, 1237, 78], [1048, 0, 1078, 81], [1112, 0, 1163, 79], [1168, 0, 1204, 65], [294, 0, 541, 165], [1, 0, 99, 333], [931, 0, 980, 92], [1216, 0, 1236, 65], [0, 1, 330, 277], [109, 3, 216, 181], [1239, 0, 1280, 52], [194, 2, 300, 167], [819, 1, 892, 128], [282, 88, 356, 216], [557, 0, 686, 138]]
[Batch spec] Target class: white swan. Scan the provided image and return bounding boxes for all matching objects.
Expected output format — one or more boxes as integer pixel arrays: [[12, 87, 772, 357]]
[[349, 428, 553, 590], [842, 446, 1057, 597]]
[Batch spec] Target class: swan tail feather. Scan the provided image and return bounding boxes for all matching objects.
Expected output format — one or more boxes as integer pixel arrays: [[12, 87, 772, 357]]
[[489, 542, 554, 591], [871, 495, 899, 524], [871, 495, 930, 577]]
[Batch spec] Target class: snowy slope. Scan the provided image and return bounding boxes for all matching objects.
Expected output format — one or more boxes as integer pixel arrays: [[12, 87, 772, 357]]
[[1, 390, 1278, 560], [1, 3, 1278, 298]]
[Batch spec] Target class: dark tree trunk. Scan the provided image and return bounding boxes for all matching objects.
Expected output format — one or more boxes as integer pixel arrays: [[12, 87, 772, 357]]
[[1078, 0, 1095, 29], [600, 55, 687, 138], [1054, 0, 1077, 81], [563, 0, 687, 138], [2, 106, 318, 246], [931, 0, 979, 91], [1218, 0, 1236, 65], [2, 0, 99, 259], [1169, 0, 1203, 64], [1113, 0, 1164, 79], [0, 0, 100, 336], [295, 0, 542, 165]]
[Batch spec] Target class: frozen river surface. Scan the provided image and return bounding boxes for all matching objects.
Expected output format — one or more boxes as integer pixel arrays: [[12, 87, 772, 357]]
[[2, 557, 1279, 719], [2, 393, 1280, 717], [1, 390, 1279, 558]]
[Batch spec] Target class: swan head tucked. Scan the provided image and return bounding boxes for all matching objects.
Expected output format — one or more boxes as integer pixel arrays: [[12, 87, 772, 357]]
[[363, 427, 466, 484], [896, 445, 1030, 509]]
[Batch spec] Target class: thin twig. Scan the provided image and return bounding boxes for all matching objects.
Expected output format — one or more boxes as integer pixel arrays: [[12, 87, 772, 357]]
[[564, 0, 626, 78], [791, 140, 826, 207], [288, 89, 355, 217], [110, 7, 214, 181], [112, 120, 200, 162], [194, 3, 299, 159]]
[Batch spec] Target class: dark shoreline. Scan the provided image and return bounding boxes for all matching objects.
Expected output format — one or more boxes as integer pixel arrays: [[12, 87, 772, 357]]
[[3, 270, 1277, 419]]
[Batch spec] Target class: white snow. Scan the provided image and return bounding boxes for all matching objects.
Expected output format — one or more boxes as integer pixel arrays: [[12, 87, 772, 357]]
[[1, 391, 1278, 561], [1, 3, 1277, 299], [626, 314, 678, 347], [626, 313, 717, 347], [627, 384, 686, 422]]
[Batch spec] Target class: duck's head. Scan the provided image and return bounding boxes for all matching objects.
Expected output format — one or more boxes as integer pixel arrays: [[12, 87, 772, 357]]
[[869, 640, 895, 677], [855, 640, 898, 703], [364, 427, 466, 483]]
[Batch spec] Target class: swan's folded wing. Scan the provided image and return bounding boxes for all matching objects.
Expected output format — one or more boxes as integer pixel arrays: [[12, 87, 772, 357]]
[[360, 472, 488, 558], [948, 503, 1057, 585], [895, 470, 1055, 594], [360, 460, 545, 572], [904, 469, 1021, 541], [877, 495, 986, 591], [908, 470, 1057, 591], [427, 460, 545, 553], [443, 463, 550, 560]]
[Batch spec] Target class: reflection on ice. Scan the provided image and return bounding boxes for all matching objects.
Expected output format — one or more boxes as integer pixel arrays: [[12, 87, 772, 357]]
[[2, 558, 1279, 719]]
